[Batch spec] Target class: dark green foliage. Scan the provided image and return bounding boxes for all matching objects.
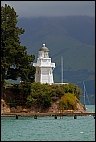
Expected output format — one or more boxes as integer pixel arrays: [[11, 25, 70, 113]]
[[26, 83, 82, 110], [7, 82, 32, 107], [26, 83, 52, 110], [63, 83, 82, 99], [1, 4, 35, 97], [5, 82, 82, 110]]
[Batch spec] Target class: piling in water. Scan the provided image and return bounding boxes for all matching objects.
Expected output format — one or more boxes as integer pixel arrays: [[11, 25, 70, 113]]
[[16, 115, 18, 119], [34, 115, 37, 119], [74, 115, 77, 119], [54, 115, 57, 119]]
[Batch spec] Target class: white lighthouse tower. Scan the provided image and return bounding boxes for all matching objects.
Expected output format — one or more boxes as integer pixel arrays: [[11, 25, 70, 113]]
[[33, 44, 55, 84]]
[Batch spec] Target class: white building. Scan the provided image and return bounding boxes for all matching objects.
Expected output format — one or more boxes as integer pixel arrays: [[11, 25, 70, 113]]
[[33, 44, 55, 84]]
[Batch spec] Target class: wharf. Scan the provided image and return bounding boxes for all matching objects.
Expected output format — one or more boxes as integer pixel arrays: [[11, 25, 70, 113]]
[[1, 112, 95, 117]]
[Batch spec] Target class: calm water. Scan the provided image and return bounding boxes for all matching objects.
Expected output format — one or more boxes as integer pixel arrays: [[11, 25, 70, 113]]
[[1, 105, 95, 141]]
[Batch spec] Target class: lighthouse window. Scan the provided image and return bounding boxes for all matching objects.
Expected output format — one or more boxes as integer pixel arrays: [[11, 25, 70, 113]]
[[44, 53, 48, 58]]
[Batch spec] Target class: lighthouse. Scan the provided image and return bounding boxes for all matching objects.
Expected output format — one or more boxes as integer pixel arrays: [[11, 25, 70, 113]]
[[33, 44, 55, 84]]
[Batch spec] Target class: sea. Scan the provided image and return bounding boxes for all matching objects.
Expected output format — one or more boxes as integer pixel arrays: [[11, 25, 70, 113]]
[[1, 105, 95, 141]]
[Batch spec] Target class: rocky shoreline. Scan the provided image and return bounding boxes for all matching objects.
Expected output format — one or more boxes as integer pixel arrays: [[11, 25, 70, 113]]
[[1, 99, 86, 114], [1, 99, 95, 118]]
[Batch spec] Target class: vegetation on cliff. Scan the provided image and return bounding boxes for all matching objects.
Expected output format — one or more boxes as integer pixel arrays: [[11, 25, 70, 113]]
[[4, 82, 83, 112]]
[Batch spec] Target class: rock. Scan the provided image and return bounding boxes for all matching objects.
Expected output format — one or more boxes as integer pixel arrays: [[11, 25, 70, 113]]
[[10, 107, 16, 113], [1, 99, 10, 114], [76, 102, 85, 112]]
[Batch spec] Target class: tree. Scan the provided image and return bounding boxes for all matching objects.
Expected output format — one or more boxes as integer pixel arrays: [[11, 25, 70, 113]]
[[1, 4, 35, 98], [26, 83, 52, 111]]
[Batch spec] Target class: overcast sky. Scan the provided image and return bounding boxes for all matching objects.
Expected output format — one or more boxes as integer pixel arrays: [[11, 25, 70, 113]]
[[1, 1, 95, 18]]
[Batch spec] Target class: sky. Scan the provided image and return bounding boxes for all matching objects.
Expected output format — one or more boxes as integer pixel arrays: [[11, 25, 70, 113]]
[[1, 1, 95, 18]]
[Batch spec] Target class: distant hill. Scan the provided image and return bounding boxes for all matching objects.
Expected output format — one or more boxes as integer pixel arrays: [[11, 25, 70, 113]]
[[17, 16, 95, 104]]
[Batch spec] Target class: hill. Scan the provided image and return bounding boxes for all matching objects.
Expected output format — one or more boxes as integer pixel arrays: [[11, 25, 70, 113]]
[[17, 16, 95, 104]]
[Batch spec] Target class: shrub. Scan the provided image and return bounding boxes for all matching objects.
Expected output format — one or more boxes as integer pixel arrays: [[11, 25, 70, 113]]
[[59, 93, 77, 110]]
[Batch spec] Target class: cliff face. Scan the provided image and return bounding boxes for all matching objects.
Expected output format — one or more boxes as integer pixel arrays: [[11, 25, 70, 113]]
[[48, 101, 85, 113], [75, 102, 86, 113], [1, 99, 10, 114], [1, 99, 85, 114]]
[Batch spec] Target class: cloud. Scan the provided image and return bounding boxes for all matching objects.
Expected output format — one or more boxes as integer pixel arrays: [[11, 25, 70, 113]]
[[1, 1, 95, 17]]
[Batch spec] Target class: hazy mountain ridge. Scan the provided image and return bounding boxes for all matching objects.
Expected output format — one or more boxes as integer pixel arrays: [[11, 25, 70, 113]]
[[17, 16, 95, 104]]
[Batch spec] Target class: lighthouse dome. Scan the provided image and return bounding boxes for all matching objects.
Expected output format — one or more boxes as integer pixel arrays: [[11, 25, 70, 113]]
[[39, 44, 49, 52]]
